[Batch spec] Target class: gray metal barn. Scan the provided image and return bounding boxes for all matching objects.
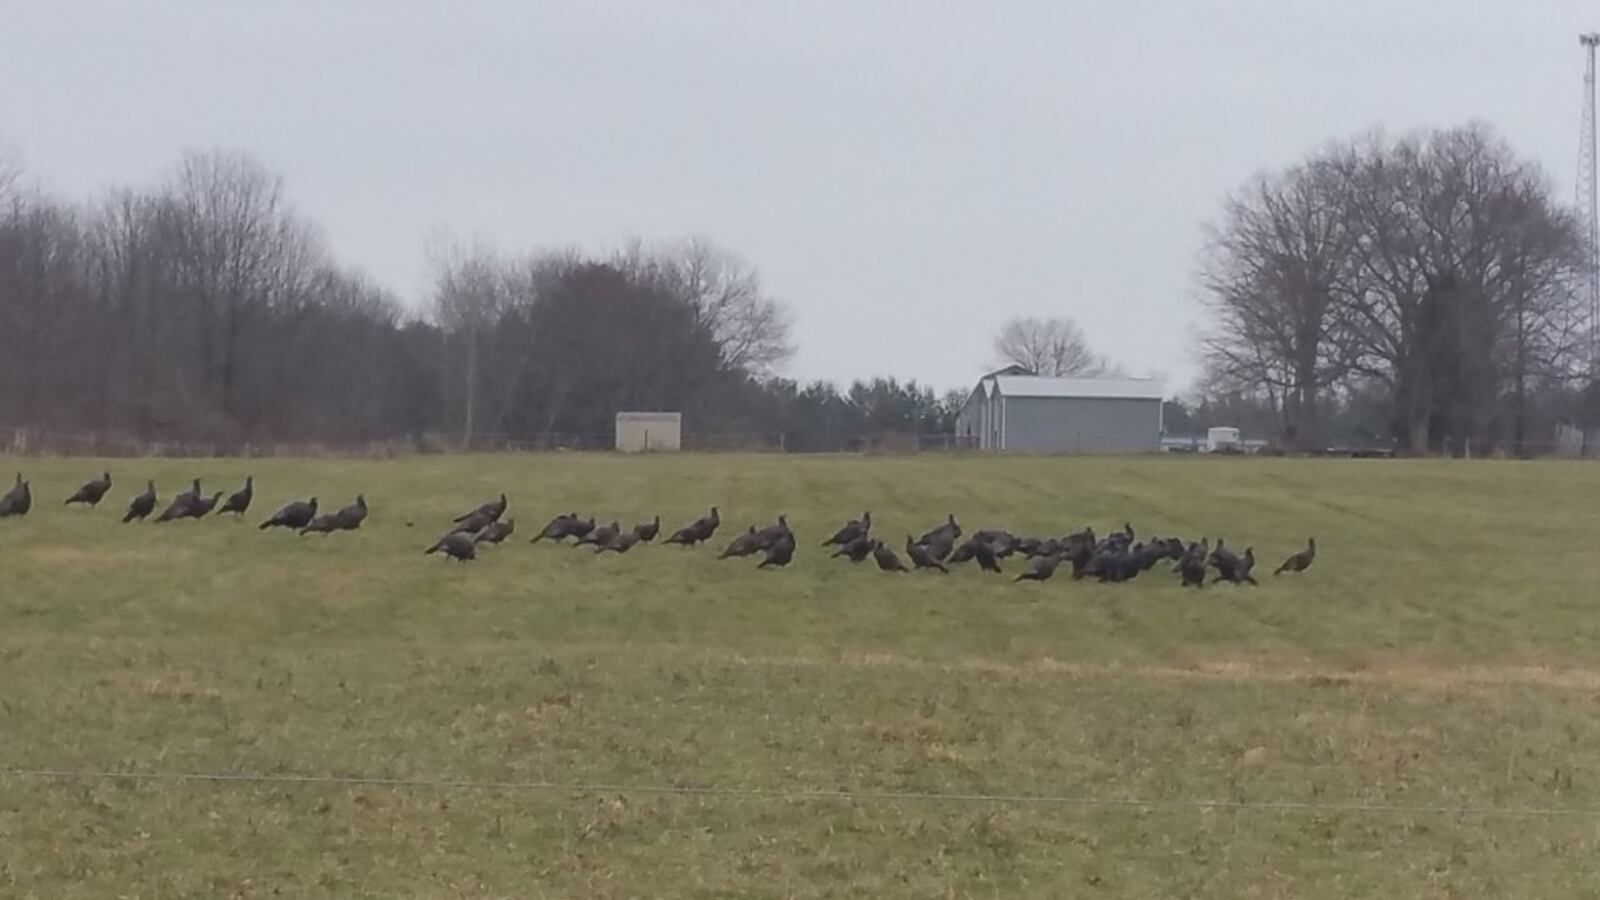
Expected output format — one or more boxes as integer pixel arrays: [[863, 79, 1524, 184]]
[[954, 373, 1165, 453]]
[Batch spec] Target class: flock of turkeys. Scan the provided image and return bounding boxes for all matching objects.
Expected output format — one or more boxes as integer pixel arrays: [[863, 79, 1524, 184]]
[[3, 471, 1318, 585]]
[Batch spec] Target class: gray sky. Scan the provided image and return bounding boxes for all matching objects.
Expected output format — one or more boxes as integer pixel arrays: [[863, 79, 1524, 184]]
[[2, 1, 1593, 394]]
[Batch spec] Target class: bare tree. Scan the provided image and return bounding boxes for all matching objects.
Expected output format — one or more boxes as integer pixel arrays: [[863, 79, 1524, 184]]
[[0, 192, 91, 427], [0, 145, 20, 204], [1337, 126, 1586, 452], [0, 144, 856, 451], [427, 236, 509, 445], [1199, 157, 1359, 447], [0, 150, 438, 447], [991, 316, 1108, 376], [156, 151, 326, 431], [1198, 123, 1588, 454], [613, 238, 793, 374]]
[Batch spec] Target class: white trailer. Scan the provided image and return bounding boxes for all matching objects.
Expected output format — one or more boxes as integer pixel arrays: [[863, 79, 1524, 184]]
[[1205, 426, 1242, 453]]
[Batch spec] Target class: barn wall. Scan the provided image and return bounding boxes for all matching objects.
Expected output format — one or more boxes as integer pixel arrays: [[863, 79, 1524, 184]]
[[954, 392, 983, 445], [1001, 397, 1160, 452]]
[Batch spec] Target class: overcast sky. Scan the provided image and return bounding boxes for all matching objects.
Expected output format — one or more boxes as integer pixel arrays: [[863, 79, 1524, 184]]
[[2, 1, 1594, 394]]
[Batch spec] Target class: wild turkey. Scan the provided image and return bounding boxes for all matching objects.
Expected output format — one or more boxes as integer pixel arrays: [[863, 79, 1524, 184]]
[[1215, 547, 1259, 585], [596, 529, 641, 554], [871, 540, 909, 573], [1131, 541, 1164, 573], [831, 533, 874, 563], [821, 511, 871, 547], [973, 539, 1003, 574], [260, 497, 318, 530], [333, 495, 368, 530], [454, 493, 507, 524], [1063, 538, 1098, 579], [64, 472, 112, 508], [946, 537, 979, 565], [153, 490, 196, 523], [123, 480, 157, 523], [916, 513, 961, 546], [300, 496, 366, 535], [665, 507, 720, 546], [949, 536, 1002, 573], [1209, 539, 1240, 580], [1095, 547, 1141, 583], [1275, 538, 1316, 575], [1098, 530, 1132, 554], [1208, 540, 1257, 585], [904, 536, 948, 574], [1144, 538, 1184, 570], [475, 518, 516, 545], [1062, 527, 1095, 551], [633, 516, 661, 542], [1022, 538, 1062, 559], [1240, 547, 1259, 584], [451, 509, 497, 535], [752, 515, 790, 551], [0, 473, 30, 518], [1014, 551, 1063, 583], [969, 530, 1017, 559], [918, 530, 956, 562], [188, 491, 225, 519], [1172, 538, 1209, 574], [578, 521, 620, 548], [218, 476, 254, 516], [757, 530, 796, 569], [299, 512, 342, 535], [1179, 550, 1207, 588], [530, 513, 575, 543], [718, 526, 761, 559], [530, 513, 586, 544], [425, 531, 477, 563]]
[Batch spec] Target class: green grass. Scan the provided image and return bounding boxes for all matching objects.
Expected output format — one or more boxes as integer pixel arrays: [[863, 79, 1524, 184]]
[[2, 454, 1599, 898]]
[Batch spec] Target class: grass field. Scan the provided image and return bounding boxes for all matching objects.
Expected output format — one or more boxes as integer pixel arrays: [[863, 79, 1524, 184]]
[[1, 453, 1599, 898]]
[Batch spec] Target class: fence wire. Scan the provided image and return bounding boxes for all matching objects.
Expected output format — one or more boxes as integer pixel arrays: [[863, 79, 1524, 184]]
[[5, 767, 1600, 819], [4, 424, 1597, 459]]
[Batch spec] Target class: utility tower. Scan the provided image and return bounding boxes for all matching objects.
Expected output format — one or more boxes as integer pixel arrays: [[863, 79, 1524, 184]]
[[1581, 33, 1599, 375]]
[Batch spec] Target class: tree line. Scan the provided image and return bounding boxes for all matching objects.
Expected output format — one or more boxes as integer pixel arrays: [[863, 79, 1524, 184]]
[[14, 123, 1590, 457], [1199, 122, 1600, 454], [425, 237, 964, 448], [0, 150, 966, 452]]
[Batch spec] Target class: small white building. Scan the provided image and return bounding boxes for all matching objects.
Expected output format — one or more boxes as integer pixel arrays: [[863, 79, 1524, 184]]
[[955, 372, 1165, 453], [614, 411, 682, 452], [1205, 426, 1242, 453]]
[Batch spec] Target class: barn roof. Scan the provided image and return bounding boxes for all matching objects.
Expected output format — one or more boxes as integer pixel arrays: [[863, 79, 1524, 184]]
[[989, 375, 1165, 401]]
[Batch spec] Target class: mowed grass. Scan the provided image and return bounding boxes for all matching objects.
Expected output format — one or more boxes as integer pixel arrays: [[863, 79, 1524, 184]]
[[1, 453, 1599, 898]]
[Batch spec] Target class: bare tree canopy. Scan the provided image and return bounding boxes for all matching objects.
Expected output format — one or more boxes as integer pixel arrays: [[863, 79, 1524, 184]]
[[1198, 157, 1360, 447], [612, 237, 794, 374], [424, 235, 795, 445], [991, 316, 1111, 377], [1199, 123, 1591, 454], [0, 147, 824, 450]]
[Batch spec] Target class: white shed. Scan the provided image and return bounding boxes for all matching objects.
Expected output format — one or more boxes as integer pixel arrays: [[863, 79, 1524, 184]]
[[615, 411, 682, 452]]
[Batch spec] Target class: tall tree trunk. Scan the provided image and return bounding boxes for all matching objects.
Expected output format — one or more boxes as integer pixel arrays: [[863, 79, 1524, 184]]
[[461, 325, 477, 448]]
